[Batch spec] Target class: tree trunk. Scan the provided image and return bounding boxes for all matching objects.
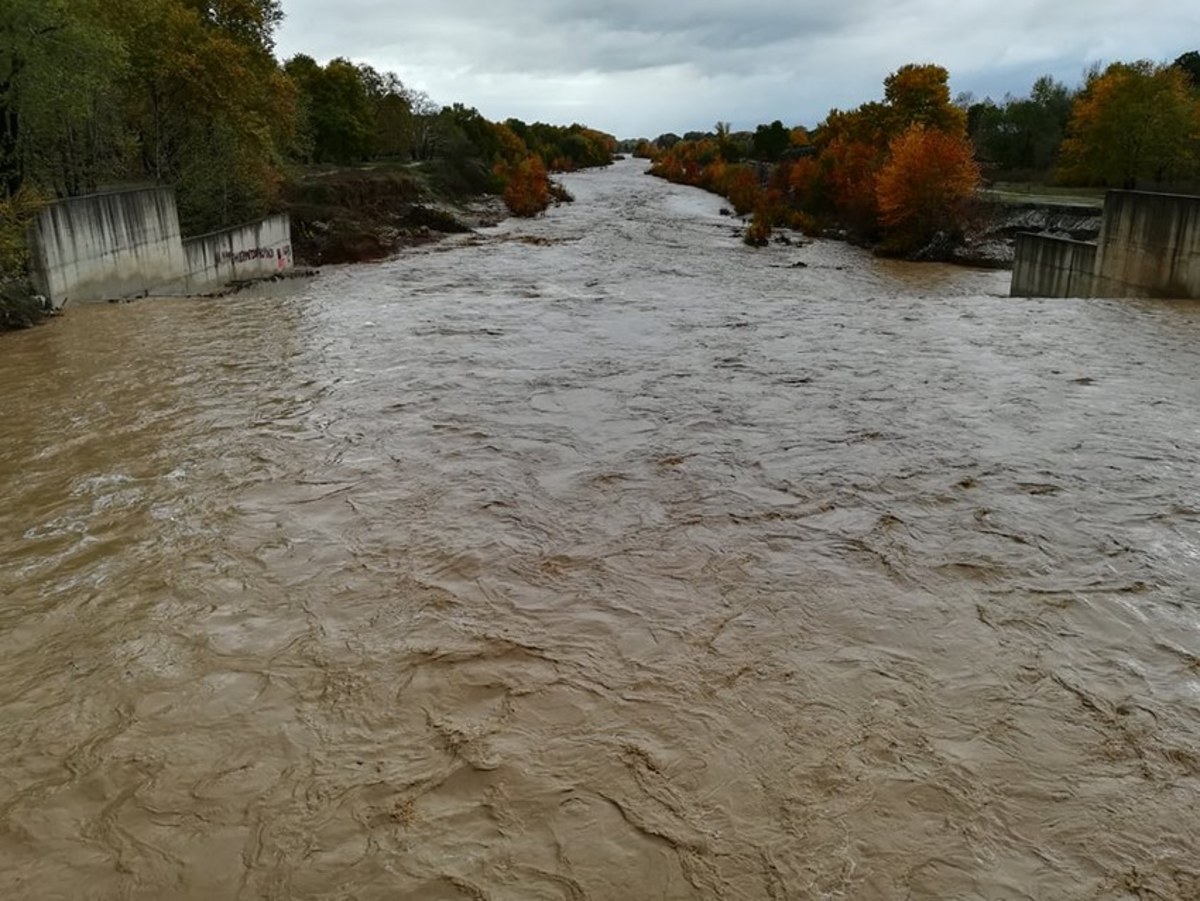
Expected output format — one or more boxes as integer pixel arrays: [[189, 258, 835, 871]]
[[0, 64, 24, 198]]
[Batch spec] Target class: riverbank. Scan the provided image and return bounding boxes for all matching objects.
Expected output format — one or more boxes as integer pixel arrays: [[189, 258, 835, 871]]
[[0, 162, 504, 334], [282, 164, 490, 266], [282, 162, 533, 267], [644, 156, 1104, 269], [716, 192, 1103, 270], [282, 152, 596, 267]]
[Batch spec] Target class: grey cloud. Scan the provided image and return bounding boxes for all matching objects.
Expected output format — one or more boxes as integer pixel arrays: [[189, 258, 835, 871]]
[[275, 0, 1194, 136], [281, 0, 874, 76]]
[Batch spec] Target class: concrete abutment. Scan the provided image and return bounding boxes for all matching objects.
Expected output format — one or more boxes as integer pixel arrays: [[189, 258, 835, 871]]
[[1010, 190, 1200, 299], [28, 187, 293, 307]]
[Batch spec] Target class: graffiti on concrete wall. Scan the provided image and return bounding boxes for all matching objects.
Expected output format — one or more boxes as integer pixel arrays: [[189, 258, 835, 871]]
[[217, 244, 293, 267]]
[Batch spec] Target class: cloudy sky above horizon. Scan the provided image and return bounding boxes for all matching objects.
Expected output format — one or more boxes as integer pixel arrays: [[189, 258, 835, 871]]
[[275, 1, 1196, 138]]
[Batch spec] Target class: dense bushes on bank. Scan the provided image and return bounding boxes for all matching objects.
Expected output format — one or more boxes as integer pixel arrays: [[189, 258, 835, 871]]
[[650, 64, 981, 254]]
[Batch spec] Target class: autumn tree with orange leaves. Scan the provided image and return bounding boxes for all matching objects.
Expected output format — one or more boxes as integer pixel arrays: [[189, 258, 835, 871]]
[[501, 156, 552, 216], [816, 103, 891, 234], [647, 62, 980, 253], [793, 65, 969, 243], [875, 124, 980, 253]]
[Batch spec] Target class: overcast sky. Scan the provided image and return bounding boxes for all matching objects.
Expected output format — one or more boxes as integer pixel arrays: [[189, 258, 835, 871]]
[[275, 1, 1196, 139]]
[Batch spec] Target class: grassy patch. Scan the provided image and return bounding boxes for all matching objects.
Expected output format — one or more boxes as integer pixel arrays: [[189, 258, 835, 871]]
[[980, 182, 1105, 208]]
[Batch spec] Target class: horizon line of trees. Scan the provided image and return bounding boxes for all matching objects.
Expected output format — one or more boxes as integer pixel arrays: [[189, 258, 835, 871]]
[[637, 51, 1200, 251]]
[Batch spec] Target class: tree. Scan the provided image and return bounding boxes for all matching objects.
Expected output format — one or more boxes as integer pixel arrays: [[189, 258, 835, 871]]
[[966, 97, 1003, 159], [1021, 75, 1074, 169], [401, 87, 441, 160], [766, 63, 974, 242], [285, 56, 374, 163], [715, 120, 744, 161], [374, 90, 413, 159], [182, 0, 283, 51], [1059, 61, 1199, 188], [1174, 50, 1200, 89], [875, 123, 980, 251], [0, 0, 129, 197], [751, 120, 790, 162], [0, 183, 44, 274], [883, 63, 966, 134], [814, 103, 891, 233], [970, 75, 1074, 177], [97, 0, 295, 229], [823, 133, 882, 233]]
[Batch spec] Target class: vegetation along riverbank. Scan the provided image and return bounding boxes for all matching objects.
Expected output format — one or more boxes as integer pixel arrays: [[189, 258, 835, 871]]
[[637, 55, 1199, 263], [0, 0, 616, 330]]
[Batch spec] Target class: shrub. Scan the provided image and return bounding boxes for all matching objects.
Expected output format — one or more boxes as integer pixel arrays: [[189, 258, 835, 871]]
[[502, 156, 552, 216], [724, 166, 761, 216], [744, 209, 772, 247]]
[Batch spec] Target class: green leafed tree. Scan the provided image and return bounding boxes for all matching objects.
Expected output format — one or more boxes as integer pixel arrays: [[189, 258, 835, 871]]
[[182, 0, 283, 51], [751, 120, 790, 162], [285, 55, 375, 164], [1, 0, 130, 198], [1173, 50, 1200, 89], [968, 75, 1075, 178], [1059, 60, 1200, 188], [106, 0, 295, 231]]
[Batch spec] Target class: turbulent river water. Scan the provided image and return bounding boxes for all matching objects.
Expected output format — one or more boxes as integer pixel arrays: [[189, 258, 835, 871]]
[[2, 159, 1200, 900]]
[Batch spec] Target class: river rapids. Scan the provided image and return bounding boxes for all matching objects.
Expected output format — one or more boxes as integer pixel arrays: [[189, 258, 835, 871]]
[[2, 159, 1199, 900]]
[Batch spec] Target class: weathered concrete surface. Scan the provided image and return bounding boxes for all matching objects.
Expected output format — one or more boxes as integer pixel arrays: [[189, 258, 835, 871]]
[[182, 215, 293, 295], [1009, 190, 1200, 299], [1010, 233, 1097, 298], [1093, 191, 1200, 298], [28, 189, 294, 306], [28, 188, 188, 307]]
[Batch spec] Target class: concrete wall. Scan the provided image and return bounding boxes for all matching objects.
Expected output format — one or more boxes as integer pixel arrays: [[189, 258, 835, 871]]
[[27, 189, 294, 305], [1092, 190, 1200, 298], [181, 215, 293, 295], [1010, 233, 1097, 298], [28, 188, 188, 306]]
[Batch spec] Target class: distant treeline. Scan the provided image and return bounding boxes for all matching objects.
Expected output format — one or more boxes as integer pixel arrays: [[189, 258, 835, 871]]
[[0, 0, 615, 278], [637, 52, 1200, 251]]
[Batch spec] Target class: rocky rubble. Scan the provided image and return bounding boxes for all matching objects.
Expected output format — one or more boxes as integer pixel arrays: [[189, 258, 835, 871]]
[[949, 199, 1103, 268]]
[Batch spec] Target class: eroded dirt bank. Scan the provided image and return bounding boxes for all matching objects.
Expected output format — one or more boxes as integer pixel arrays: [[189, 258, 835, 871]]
[[1, 159, 1198, 900]]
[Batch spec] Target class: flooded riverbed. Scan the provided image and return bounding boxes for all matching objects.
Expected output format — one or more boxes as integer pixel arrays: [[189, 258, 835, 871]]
[[2, 159, 1199, 900]]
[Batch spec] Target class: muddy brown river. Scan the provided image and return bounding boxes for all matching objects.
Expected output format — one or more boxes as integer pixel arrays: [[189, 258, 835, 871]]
[[2, 159, 1199, 900]]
